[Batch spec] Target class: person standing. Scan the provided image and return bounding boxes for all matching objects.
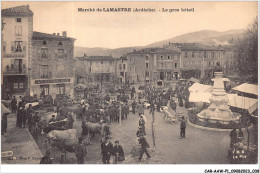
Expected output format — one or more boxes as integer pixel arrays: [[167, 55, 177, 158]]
[[230, 129, 237, 148], [21, 106, 27, 128], [139, 115, 146, 135], [101, 136, 113, 164], [125, 103, 129, 120], [27, 104, 34, 132], [170, 99, 177, 112], [136, 126, 145, 138], [180, 116, 186, 138], [131, 87, 136, 100], [113, 140, 125, 164], [132, 101, 136, 114], [17, 107, 23, 128], [138, 136, 151, 162], [75, 137, 87, 164], [11, 96, 17, 113], [1, 113, 8, 135], [137, 100, 144, 116]]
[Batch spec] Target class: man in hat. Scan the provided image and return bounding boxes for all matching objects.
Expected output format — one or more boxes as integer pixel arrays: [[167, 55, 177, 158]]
[[180, 116, 186, 138], [101, 136, 113, 164], [21, 106, 27, 128], [138, 136, 151, 162], [27, 104, 34, 132], [137, 100, 144, 116], [139, 115, 146, 135], [113, 140, 125, 164], [136, 126, 145, 138], [75, 137, 87, 164], [11, 96, 17, 113], [132, 100, 136, 114]]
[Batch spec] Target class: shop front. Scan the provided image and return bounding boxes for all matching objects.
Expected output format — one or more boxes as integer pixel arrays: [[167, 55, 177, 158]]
[[31, 78, 74, 99]]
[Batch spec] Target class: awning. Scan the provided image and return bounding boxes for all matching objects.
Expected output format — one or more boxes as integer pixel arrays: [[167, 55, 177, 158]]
[[1, 103, 11, 114], [227, 94, 258, 114], [211, 78, 230, 82], [190, 77, 200, 83], [223, 78, 230, 82], [25, 102, 39, 109], [188, 83, 213, 93], [232, 83, 258, 96], [189, 93, 258, 114], [189, 92, 212, 103]]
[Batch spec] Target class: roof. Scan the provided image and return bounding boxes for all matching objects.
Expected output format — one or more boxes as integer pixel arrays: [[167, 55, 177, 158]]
[[232, 83, 258, 96], [2, 5, 33, 17], [76, 56, 115, 61], [32, 31, 75, 41], [153, 48, 181, 54], [188, 83, 213, 93], [127, 47, 180, 55], [87, 56, 114, 60], [168, 43, 225, 51], [189, 92, 212, 103], [227, 94, 258, 114]]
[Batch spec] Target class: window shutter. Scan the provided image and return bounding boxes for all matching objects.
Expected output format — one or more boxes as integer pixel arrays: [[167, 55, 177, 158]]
[[39, 65, 41, 77], [55, 50, 57, 58], [11, 41, 14, 52], [64, 50, 67, 59], [23, 41, 26, 52], [38, 49, 41, 58]]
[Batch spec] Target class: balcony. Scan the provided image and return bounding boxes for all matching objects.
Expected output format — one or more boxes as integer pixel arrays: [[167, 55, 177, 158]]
[[40, 72, 52, 79], [3, 64, 26, 75]]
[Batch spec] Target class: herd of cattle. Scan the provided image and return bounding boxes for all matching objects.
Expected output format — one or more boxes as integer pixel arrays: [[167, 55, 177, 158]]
[[36, 111, 111, 156]]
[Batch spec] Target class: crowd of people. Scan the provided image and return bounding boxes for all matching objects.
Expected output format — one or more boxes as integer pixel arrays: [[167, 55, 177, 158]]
[[79, 95, 130, 124], [4, 83, 191, 164]]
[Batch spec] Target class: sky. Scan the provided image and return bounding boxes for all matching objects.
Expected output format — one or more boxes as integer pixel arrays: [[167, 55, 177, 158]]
[[2, 1, 258, 49]]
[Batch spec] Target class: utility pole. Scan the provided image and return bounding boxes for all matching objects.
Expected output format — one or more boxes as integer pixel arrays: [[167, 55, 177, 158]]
[[119, 102, 122, 126], [151, 104, 156, 149]]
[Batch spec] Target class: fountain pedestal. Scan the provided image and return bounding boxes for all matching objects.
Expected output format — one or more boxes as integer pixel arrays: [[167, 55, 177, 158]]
[[197, 72, 240, 128]]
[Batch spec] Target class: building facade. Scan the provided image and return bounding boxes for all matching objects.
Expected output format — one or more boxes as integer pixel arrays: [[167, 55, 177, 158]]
[[127, 48, 181, 87], [31, 31, 75, 99], [75, 55, 118, 90], [1, 5, 33, 99], [167, 43, 226, 79], [117, 56, 128, 84]]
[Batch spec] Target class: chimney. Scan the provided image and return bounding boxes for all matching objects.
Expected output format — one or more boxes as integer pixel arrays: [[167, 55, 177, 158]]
[[57, 33, 60, 36], [62, 31, 67, 37], [53, 33, 56, 35]]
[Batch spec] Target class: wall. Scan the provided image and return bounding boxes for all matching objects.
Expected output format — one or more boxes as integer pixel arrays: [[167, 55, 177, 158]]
[[31, 38, 75, 99]]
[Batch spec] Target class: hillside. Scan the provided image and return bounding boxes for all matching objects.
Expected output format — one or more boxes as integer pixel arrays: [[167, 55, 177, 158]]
[[74, 29, 245, 58], [74, 46, 143, 58], [146, 29, 245, 47]]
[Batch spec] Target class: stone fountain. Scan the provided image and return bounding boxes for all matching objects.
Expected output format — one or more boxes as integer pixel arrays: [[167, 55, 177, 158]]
[[197, 72, 240, 126]]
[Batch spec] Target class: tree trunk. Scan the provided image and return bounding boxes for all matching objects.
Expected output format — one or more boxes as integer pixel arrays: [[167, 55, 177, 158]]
[[151, 111, 156, 149]]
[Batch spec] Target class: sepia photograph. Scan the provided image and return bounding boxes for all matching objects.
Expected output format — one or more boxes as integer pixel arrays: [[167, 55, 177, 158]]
[[0, 0, 259, 173]]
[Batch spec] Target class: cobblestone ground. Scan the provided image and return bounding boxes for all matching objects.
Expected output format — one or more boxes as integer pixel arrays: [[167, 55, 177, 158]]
[[36, 102, 257, 164]]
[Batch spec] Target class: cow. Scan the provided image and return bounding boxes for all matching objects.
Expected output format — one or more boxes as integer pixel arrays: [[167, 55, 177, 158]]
[[82, 121, 111, 141], [46, 129, 78, 153]]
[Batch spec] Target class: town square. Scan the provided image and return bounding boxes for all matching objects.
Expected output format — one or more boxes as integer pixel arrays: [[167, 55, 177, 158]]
[[1, 1, 258, 170]]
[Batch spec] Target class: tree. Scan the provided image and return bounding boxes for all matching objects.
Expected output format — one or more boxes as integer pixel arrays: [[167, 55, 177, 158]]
[[234, 17, 258, 83]]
